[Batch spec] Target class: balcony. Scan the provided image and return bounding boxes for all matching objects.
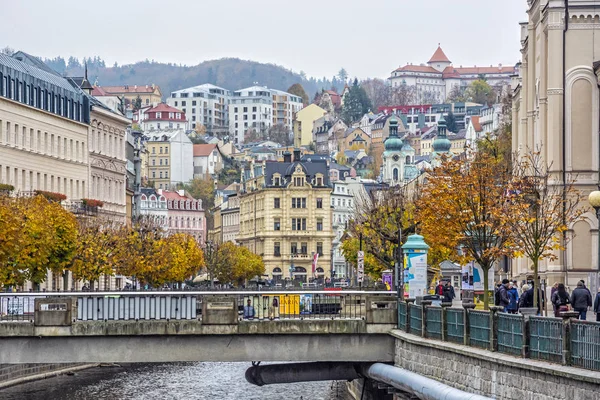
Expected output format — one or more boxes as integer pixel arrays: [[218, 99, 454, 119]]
[[64, 200, 99, 216]]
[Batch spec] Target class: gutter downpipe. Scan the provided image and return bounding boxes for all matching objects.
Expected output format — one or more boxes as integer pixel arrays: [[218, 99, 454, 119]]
[[562, 0, 569, 283], [361, 363, 493, 400]]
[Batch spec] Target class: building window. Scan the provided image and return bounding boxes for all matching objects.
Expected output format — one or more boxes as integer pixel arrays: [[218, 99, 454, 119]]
[[291, 242, 298, 254], [294, 177, 304, 186], [274, 198, 280, 208], [165, 147, 168, 154], [274, 218, 280, 231], [274, 242, 281, 257], [300, 242, 307, 254], [317, 242, 323, 257], [316, 198, 322, 208], [292, 218, 306, 231], [317, 218, 323, 231], [316, 177, 323, 186], [291, 198, 306, 208]]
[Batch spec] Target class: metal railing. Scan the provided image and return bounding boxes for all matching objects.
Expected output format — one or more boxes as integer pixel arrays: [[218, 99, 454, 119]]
[[497, 313, 525, 357], [570, 320, 600, 371], [425, 307, 443, 340], [529, 316, 563, 363], [0, 291, 393, 322], [445, 308, 464, 344], [468, 310, 490, 349], [409, 304, 422, 336], [398, 301, 407, 331]]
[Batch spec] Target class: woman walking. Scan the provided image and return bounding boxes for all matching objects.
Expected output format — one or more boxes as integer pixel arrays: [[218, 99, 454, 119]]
[[551, 283, 570, 317]]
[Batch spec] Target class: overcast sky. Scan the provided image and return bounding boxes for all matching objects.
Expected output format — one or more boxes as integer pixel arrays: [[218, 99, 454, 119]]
[[1, 0, 528, 79]]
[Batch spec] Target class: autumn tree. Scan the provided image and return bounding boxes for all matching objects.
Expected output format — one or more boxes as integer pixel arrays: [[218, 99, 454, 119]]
[[506, 149, 584, 309], [465, 79, 497, 106], [244, 127, 266, 143], [341, 237, 385, 279], [180, 177, 215, 227], [416, 153, 515, 309], [446, 85, 467, 103], [232, 246, 265, 286], [347, 185, 417, 279], [71, 220, 120, 289], [267, 124, 292, 146], [287, 83, 309, 105], [210, 242, 264, 286]]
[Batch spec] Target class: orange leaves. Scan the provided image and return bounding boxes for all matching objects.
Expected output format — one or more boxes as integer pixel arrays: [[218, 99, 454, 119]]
[[208, 242, 264, 285]]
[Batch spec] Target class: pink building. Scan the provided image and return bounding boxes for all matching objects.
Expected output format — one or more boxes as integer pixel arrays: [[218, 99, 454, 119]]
[[160, 189, 206, 245]]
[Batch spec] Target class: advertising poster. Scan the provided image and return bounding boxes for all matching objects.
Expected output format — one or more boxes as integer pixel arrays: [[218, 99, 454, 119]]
[[299, 294, 313, 314], [382, 270, 393, 291], [404, 251, 428, 298], [279, 295, 300, 315], [472, 262, 494, 292], [462, 263, 474, 290], [1, 296, 37, 316]]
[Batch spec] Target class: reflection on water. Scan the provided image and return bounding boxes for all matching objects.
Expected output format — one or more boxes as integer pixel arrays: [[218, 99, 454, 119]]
[[0, 362, 350, 400]]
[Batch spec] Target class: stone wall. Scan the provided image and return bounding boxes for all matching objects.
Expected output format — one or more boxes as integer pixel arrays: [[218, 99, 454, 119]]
[[0, 363, 94, 389], [393, 330, 600, 399]]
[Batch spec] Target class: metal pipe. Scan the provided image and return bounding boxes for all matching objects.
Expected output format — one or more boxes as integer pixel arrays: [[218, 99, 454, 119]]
[[245, 362, 361, 386], [361, 363, 493, 400]]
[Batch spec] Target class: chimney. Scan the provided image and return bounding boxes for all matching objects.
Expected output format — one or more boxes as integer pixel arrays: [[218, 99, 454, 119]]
[[293, 148, 301, 162], [283, 151, 292, 163]]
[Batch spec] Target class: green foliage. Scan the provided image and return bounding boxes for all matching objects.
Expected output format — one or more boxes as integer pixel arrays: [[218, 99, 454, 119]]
[[445, 112, 459, 133], [341, 80, 372, 124], [133, 95, 142, 111], [287, 83, 309, 105], [465, 79, 497, 106], [341, 238, 385, 279]]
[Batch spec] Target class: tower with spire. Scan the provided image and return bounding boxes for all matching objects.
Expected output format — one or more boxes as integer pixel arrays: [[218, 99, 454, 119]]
[[382, 115, 416, 186], [430, 115, 453, 167]]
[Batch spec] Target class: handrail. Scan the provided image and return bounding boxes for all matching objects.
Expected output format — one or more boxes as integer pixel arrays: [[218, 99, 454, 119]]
[[0, 290, 394, 297]]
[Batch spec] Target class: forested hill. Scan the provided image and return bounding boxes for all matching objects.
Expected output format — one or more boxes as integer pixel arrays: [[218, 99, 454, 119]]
[[44, 56, 343, 99]]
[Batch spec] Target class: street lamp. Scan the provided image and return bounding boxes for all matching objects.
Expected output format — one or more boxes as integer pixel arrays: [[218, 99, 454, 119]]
[[588, 189, 600, 272]]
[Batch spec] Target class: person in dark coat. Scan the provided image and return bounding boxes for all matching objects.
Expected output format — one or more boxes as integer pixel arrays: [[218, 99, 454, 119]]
[[497, 279, 510, 311], [443, 281, 455, 303], [594, 290, 600, 322], [550, 283, 570, 317], [506, 282, 519, 314], [519, 282, 545, 314], [571, 281, 592, 320]]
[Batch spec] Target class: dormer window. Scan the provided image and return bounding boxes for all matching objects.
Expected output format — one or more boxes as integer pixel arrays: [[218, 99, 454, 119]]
[[294, 177, 304, 186]]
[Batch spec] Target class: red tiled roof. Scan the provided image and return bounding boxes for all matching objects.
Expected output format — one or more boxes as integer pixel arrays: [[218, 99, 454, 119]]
[[162, 190, 189, 201], [471, 116, 482, 132], [91, 86, 110, 96], [101, 85, 160, 94], [428, 46, 451, 63], [378, 105, 432, 114], [193, 144, 217, 157], [147, 103, 181, 113], [442, 66, 461, 79], [324, 90, 342, 107], [394, 64, 441, 74]]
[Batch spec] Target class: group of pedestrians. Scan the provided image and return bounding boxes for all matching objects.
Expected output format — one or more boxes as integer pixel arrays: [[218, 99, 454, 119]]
[[495, 278, 600, 321], [435, 280, 456, 303]]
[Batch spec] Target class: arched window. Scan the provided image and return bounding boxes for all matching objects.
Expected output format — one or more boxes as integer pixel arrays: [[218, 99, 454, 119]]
[[406, 156, 411, 164], [393, 168, 399, 181]]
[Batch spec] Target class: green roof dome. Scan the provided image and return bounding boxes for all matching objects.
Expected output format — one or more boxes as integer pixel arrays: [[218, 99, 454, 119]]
[[432, 115, 451, 153], [384, 115, 403, 152]]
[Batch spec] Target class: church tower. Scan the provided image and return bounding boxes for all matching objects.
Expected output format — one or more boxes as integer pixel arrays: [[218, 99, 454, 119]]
[[430, 115, 453, 168], [382, 115, 416, 185]]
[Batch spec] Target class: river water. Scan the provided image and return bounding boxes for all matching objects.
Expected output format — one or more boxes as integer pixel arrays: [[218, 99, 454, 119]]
[[0, 363, 350, 400]]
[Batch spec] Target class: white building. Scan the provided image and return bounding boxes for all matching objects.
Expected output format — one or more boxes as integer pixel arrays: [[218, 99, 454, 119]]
[[229, 86, 303, 145], [144, 130, 193, 188], [388, 45, 516, 104], [193, 143, 223, 178], [331, 180, 354, 278], [167, 84, 231, 137], [479, 104, 502, 135], [139, 187, 168, 229]]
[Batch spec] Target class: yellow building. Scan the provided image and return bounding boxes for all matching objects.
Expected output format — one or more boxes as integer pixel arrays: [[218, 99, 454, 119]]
[[144, 130, 193, 190], [101, 84, 162, 109], [293, 104, 326, 148], [238, 151, 334, 282]]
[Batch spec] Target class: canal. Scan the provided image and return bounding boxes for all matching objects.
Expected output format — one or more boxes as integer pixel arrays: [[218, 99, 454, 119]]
[[0, 362, 349, 400]]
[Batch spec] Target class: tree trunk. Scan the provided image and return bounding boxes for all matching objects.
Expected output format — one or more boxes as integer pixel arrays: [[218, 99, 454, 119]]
[[533, 259, 539, 314], [483, 264, 490, 310]]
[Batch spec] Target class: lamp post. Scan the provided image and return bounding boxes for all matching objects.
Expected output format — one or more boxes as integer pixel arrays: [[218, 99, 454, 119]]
[[588, 189, 600, 272]]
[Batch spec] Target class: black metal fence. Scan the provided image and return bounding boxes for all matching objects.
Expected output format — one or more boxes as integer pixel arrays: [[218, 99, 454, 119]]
[[397, 301, 600, 372]]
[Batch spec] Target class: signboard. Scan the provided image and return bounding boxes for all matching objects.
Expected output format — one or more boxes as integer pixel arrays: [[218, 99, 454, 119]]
[[404, 251, 428, 298], [299, 294, 313, 314], [279, 295, 300, 315], [1, 297, 37, 316], [382, 270, 393, 291], [472, 262, 494, 292], [357, 251, 364, 283]]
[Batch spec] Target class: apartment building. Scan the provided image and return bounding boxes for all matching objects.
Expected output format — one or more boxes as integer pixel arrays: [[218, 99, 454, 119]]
[[237, 150, 334, 282], [145, 130, 193, 189], [167, 84, 231, 136], [0, 52, 90, 200], [230, 86, 303, 145], [162, 189, 206, 245]]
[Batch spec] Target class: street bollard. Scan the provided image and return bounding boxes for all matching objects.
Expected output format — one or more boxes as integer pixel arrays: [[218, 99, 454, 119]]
[[463, 303, 476, 346], [489, 306, 504, 352], [421, 300, 432, 338], [559, 311, 579, 365]]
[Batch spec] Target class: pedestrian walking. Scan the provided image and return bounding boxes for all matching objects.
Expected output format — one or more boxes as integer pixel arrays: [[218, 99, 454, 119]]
[[594, 290, 600, 322], [570, 281, 592, 320], [443, 281, 455, 303], [495, 279, 511, 311], [551, 283, 570, 317], [506, 282, 519, 314]]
